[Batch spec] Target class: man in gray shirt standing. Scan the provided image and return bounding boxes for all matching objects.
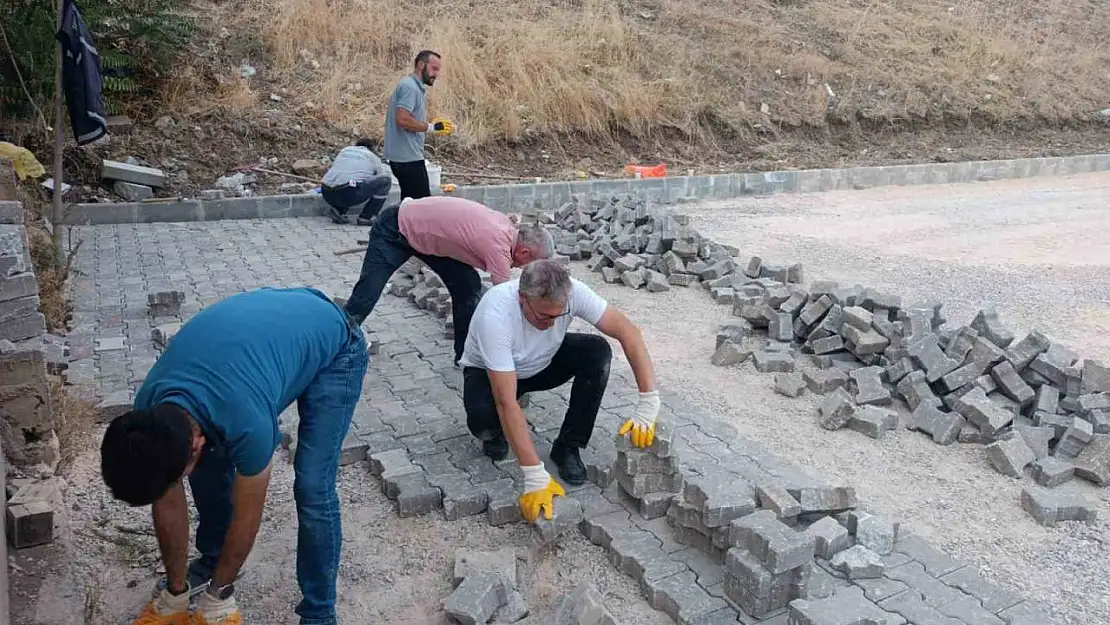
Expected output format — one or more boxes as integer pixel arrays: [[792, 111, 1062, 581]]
[[384, 49, 453, 201]]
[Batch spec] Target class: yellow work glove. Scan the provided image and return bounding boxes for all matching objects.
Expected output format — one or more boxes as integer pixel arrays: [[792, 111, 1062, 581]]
[[195, 588, 243, 625], [132, 586, 194, 625], [430, 118, 454, 136], [618, 390, 661, 448], [518, 464, 565, 523]]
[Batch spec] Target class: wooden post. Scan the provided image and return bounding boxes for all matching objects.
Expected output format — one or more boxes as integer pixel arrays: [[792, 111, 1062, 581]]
[[51, 0, 65, 262]]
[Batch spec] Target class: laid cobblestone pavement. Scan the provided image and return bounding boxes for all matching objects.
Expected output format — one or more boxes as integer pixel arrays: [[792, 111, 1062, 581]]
[[63, 218, 1063, 624]]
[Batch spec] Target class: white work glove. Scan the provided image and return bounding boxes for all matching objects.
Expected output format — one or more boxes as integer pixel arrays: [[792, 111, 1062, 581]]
[[619, 390, 661, 448], [196, 588, 242, 625]]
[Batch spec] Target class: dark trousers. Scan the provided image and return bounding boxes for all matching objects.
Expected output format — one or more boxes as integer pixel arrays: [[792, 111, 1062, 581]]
[[389, 160, 431, 200], [463, 333, 612, 449], [343, 204, 481, 361], [321, 175, 392, 221]]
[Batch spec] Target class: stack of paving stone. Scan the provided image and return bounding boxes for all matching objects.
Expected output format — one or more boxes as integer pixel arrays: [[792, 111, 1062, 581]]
[[548, 195, 803, 292], [724, 509, 815, 618], [613, 420, 684, 520], [387, 257, 493, 338]]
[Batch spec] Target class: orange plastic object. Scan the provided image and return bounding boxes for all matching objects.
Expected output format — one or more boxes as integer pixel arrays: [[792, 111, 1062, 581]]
[[623, 163, 667, 178]]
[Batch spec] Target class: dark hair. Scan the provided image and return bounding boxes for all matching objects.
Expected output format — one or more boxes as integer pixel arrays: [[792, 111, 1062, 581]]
[[355, 137, 376, 150], [414, 50, 440, 68], [101, 403, 194, 506]]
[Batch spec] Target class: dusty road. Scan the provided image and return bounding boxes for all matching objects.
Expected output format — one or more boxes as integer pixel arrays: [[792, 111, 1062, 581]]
[[577, 171, 1110, 625]]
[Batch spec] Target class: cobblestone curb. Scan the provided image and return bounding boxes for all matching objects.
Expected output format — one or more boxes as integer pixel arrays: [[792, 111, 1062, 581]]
[[60, 152, 1110, 225]]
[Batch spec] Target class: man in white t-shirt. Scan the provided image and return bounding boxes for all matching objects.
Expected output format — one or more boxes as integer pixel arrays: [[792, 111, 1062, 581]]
[[459, 259, 662, 523]]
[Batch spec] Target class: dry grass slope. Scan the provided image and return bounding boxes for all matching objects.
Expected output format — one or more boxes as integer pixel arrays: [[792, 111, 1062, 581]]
[[212, 0, 1109, 149]]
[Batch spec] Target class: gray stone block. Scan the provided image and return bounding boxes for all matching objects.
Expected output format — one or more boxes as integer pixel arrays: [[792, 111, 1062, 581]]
[[757, 484, 802, 522], [1004, 330, 1051, 371], [878, 589, 963, 625], [938, 566, 1022, 614], [830, 545, 884, 579], [444, 570, 507, 625], [848, 406, 899, 440], [1029, 344, 1078, 388], [854, 513, 896, 556], [102, 159, 167, 188], [1020, 486, 1098, 527], [953, 387, 1013, 437], [1081, 359, 1110, 394], [723, 547, 801, 617], [908, 404, 964, 446], [534, 496, 584, 544], [884, 561, 964, 607], [1033, 384, 1061, 415], [547, 582, 619, 625], [806, 516, 850, 559], [1072, 433, 1110, 486], [711, 341, 749, 366], [850, 366, 891, 406], [891, 534, 963, 578], [754, 350, 794, 373], [728, 510, 814, 574], [1013, 425, 1053, 460], [787, 586, 907, 625], [1053, 417, 1093, 459], [985, 436, 1036, 478], [644, 570, 731, 625], [990, 361, 1035, 407], [896, 370, 942, 411], [997, 601, 1063, 625], [906, 334, 961, 383], [453, 547, 518, 588], [1030, 456, 1074, 488], [804, 368, 850, 394], [787, 486, 857, 515], [774, 372, 806, 398], [817, 388, 855, 430], [969, 307, 1014, 349], [684, 475, 757, 528]]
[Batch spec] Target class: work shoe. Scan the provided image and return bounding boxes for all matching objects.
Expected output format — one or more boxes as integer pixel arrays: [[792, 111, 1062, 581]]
[[550, 441, 587, 486], [327, 206, 348, 224], [356, 216, 376, 227], [482, 433, 508, 461]]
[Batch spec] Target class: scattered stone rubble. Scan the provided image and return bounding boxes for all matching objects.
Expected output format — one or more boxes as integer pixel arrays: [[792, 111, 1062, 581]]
[[542, 193, 1109, 526]]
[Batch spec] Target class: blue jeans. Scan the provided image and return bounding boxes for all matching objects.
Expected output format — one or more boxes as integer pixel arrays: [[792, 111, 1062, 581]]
[[188, 317, 369, 625]]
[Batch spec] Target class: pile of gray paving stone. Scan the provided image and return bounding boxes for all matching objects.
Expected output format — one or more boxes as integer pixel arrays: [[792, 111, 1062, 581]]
[[542, 194, 1105, 528], [372, 258, 1063, 625]]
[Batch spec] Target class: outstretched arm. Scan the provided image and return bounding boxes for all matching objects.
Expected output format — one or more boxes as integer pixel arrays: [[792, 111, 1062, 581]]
[[594, 306, 656, 393], [209, 461, 273, 588]]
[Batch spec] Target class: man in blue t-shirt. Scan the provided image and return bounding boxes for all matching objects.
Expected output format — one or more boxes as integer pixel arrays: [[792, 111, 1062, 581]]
[[100, 287, 369, 625]]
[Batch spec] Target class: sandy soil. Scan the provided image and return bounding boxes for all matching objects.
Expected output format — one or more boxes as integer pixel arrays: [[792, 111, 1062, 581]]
[[575, 171, 1110, 625], [17, 421, 671, 625]]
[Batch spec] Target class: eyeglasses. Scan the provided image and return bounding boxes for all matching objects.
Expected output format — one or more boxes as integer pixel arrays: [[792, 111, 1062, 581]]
[[525, 297, 570, 322]]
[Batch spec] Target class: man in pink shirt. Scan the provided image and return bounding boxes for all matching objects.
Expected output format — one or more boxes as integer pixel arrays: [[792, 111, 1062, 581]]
[[343, 195, 554, 363]]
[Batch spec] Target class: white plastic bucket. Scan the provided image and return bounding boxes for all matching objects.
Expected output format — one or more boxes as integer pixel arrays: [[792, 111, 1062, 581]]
[[426, 162, 442, 189]]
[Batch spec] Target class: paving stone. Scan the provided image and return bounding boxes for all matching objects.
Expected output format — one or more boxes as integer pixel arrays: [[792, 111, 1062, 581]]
[[817, 388, 854, 430], [444, 570, 507, 625], [985, 436, 1036, 478], [848, 406, 899, 440], [723, 548, 800, 617], [1081, 359, 1110, 394], [1029, 456, 1074, 488], [338, 432, 369, 466], [548, 581, 619, 625], [728, 510, 815, 574], [907, 404, 964, 446], [757, 484, 801, 522], [486, 479, 524, 526], [811, 335, 844, 355], [997, 600, 1063, 625], [1010, 425, 1053, 461], [645, 569, 730, 625], [5, 500, 54, 548], [878, 589, 963, 625], [804, 368, 850, 394], [432, 475, 491, 520], [774, 372, 806, 398], [849, 366, 890, 406], [884, 561, 964, 607], [609, 532, 689, 585], [969, 308, 1014, 349], [884, 357, 916, 385], [716, 321, 751, 348], [672, 546, 726, 587], [841, 325, 890, 356], [852, 574, 910, 603], [684, 475, 757, 527], [787, 586, 907, 625], [616, 449, 679, 475], [891, 534, 963, 578], [453, 547, 518, 588], [954, 387, 1013, 437], [830, 545, 884, 579], [534, 496, 584, 545], [806, 516, 850, 559], [854, 513, 896, 556], [938, 567, 1023, 614], [1020, 485, 1098, 526], [1071, 432, 1110, 485], [787, 486, 857, 515], [754, 350, 794, 373], [581, 510, 637, 550], [906, 334, 961, 383], [616, 463, 682, 499], [493, 590, 529, 623], [896, 370, 942, 411], [1004, 330, 1051, 371], [1053, 417, 1093, 459], [990, 361, 1035, 407]]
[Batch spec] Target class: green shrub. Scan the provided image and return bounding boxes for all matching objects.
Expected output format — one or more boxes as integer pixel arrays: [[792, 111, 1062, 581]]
[[0, 0, 198, 118]]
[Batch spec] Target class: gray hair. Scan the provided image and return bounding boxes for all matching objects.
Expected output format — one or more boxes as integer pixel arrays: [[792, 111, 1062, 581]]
[[517, 225, 555, 259], [519, 259, 572, 302]]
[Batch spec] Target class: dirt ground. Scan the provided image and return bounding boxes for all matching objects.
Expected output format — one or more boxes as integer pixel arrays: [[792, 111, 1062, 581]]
[[573, 171, 1110, 625], [15, 415, 671, 625]]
